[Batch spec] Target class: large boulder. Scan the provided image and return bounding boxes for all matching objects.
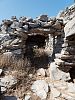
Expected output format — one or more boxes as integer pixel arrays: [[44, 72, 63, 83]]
[[49, 62, 71, 81], [64, 17, 75, 38]]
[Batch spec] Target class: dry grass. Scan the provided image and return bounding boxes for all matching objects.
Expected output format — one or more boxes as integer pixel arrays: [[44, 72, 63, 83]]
[[0, 50, 49, 99], [0, 54, 31, 71], [0, 54, 36, 99]]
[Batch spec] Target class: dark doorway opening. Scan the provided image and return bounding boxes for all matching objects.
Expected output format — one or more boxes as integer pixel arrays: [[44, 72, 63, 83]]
[[26, 35, 48, 48], [25, 34, 49, 69]]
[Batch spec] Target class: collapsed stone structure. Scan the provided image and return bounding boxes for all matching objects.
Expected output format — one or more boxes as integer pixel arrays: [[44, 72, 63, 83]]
[[0, 3, 75, 100], [0, 15, 64, 56]]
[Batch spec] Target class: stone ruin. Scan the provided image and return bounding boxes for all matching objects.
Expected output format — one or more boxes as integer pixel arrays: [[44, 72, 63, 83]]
[[0, 4, 75, 100]]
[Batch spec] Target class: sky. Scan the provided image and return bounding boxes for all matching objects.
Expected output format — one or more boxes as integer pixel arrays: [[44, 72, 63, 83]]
[[0, 0, 73, 21]]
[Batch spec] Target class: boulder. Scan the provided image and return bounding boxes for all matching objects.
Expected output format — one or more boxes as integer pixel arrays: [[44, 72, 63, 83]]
[[31, 80, 49, 99], [49, 62, 71, 81]]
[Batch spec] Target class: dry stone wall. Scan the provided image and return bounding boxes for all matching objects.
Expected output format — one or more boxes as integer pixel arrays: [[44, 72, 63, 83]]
[[0, 15, 64, 57]]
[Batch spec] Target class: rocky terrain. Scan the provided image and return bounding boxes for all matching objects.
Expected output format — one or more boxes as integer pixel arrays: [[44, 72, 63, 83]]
[[0, 3, 75, 100]]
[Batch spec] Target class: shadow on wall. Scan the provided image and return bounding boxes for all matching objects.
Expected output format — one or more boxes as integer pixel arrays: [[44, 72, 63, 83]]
[[3, 96, 17, 100]]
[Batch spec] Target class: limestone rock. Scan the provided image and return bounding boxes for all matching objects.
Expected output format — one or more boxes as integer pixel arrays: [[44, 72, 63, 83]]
[[37, 68, 45, 77], [2, 39, 12, 47], [64, 17, 75, 38], [49, 62, 71, 81], [10, 38, 20, 45], [51, 88, 61, 98], [1, 25, 7, 33], [62, 93, 75, 100], [31, 80, 49, 99], [0, 69, 3, 75], [0, 34, 10, 43], [25, 95, 31, 100], [0, 75, 17, 88], [54, 58, 64, 66], [37, 15, 48, 22], [1, 86, 6, 92], [10, 21, 20, 29], [67, 83, 75, 93]]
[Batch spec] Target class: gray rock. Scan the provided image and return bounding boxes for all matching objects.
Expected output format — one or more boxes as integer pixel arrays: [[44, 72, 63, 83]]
[[37, 15, 48, 22], [64, 17, 75, 38], [25, 95, 31, 100], [1, 86, 6, 92], [7, 27, 14, 33], [29, 22, 39, 28], [16, 28, 24, 32], [2, 39, 12, 47], [67, 83, 75, 93], [49, 62, 71, 81], [10, 38, 19, 45], [1, 25, 7, 33], [37, 68, 45, 77], [11, 16, 18, 21], [0, 69, 3, 75], [10, 21, 20, 29], [51, 88, 61, 98], [53, 81, 67, 90], [62, 93, 75, 100], [12, 49, 21, 54], [31, 80, 49, 100], [0, 34, 10, 43], [0, 75, 17, 88], [26, 17, 33, 22], [19, 16, 26, 22], [23, 25, 28, 30]]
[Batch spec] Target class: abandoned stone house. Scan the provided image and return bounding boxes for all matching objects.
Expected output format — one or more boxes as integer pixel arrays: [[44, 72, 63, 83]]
[[0, 4, 75, 100]]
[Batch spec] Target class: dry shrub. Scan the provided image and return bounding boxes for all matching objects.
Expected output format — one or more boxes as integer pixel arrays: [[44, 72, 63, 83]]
[[0, 54, 12, 68], [0, 54, 31, 71]]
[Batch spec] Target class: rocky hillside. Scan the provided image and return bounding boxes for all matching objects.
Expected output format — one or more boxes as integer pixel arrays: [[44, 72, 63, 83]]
[[0, 3, 75, 100]]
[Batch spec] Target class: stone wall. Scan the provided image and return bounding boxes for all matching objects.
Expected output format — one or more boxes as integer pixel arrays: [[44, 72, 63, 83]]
[[0, 15, 64, 58]]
